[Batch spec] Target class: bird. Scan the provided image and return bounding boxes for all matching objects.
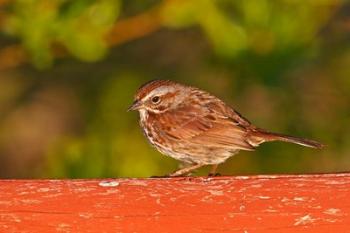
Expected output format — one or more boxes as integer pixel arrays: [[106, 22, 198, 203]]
[[128, 79, 324, 177]]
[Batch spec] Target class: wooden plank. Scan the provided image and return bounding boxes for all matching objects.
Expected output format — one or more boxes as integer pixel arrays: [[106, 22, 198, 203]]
[[0, 174, 349, 233]]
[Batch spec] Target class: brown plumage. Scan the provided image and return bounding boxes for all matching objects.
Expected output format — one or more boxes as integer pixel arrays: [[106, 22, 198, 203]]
[[128, 80, 324, 176]]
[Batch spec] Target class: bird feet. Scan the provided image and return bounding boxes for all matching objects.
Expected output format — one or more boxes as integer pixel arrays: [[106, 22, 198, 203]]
[[208, 172, 221, 177], [150, 175, 170, 178]]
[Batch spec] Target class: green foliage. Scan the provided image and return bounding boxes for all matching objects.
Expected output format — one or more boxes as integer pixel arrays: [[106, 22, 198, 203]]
[[7, 0, 120, 68], [4, 0, 338, 68], [162, 0, 337, 57], [162, 0, 247, 56]]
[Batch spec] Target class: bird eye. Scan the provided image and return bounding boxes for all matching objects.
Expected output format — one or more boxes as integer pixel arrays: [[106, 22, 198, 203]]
[[151, 96, 160, 104]]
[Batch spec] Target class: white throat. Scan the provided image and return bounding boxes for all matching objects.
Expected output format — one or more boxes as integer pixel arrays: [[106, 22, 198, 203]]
[[139, 109, 148, 122]]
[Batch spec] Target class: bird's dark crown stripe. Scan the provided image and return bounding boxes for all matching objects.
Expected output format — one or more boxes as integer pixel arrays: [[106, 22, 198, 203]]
[[136, 79, 174, 100]]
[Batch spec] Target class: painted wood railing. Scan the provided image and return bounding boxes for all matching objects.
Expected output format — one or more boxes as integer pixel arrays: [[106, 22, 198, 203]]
[[1, 174, 349, 232]]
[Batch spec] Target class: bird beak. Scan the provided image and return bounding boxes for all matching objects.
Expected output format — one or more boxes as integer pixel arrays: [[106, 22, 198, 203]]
[[127, 100, 142, 111]]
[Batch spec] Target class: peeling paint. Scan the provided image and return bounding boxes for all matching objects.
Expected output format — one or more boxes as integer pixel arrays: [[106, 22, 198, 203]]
[[324, 208, 341, 216], [98, 181, 120, 187], [293, 197, 306, 201], [149, 193, 160, 198], [324, 218, 339, 223], [207, 190, 224, 196], [294, 214, 316, 226], [37, 187, 50, 192], [239, 205, 245, 211], [257, 196, 271, 200], [56, 223, 71, 233], [79, 213, 93, 219], [0, 175, 350, 232]]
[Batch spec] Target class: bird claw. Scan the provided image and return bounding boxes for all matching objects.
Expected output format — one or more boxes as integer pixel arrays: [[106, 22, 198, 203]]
[[150, 175, 170, 178], [208, 172, 221, 177]]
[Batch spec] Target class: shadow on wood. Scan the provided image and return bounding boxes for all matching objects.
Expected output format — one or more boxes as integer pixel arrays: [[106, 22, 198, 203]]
[[0, 174, 349, 232]]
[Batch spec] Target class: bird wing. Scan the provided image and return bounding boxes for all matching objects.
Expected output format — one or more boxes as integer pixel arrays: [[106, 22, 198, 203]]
[[158, 100, 255, 151]]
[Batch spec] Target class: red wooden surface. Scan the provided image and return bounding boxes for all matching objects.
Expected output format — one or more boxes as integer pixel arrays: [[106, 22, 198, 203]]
[[0, 174, 349, 233]]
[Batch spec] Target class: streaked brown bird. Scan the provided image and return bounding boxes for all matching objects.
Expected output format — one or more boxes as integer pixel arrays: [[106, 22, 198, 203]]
[[128, 80, 324, 177]]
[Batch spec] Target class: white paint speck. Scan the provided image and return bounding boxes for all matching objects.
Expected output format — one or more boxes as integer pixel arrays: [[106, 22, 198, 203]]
[[205, 177, 214, 182], [208, 190, 224, 196], [324, 208, 341, 216], [37, 188, 50, 192], [79, 213, 93, 219], [293, 197, 306, 201], [239, 205, 246, 211], [98, 181, 120, 187], [56, 223, 71, 233], [149, 193, 160, 198], [154, 211, 161, 216], [325, 218, 339, 223], [18, 192, 29, 195], [294, 214, 316, 226], [257, 196, 271, 200]]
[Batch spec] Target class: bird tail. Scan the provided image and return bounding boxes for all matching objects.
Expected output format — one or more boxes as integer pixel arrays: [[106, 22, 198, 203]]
[[248, 129, 324, 149]]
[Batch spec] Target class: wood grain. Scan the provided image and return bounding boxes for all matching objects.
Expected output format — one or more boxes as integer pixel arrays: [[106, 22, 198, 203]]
[[0, 174, 349, 233]]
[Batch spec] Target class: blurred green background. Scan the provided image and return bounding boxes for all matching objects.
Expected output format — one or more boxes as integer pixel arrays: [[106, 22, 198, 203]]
[[0, 0, 348, 178]]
